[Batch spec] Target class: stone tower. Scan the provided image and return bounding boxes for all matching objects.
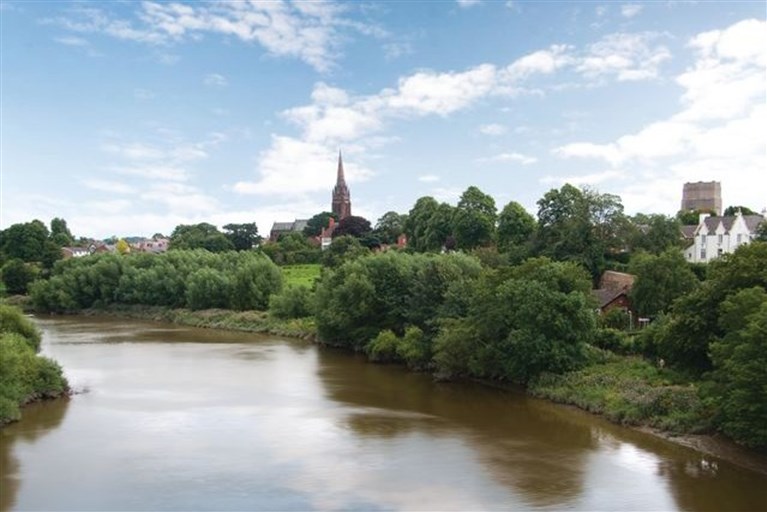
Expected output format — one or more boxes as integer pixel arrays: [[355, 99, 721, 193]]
[[681, 181, 722, 215], [331, 151, 352, 220]]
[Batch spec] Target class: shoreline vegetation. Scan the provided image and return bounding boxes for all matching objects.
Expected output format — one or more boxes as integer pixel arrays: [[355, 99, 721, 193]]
[[0, 304, 69, 426]]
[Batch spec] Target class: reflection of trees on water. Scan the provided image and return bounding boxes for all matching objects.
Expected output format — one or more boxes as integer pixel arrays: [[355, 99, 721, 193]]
[[316, 349, 596, 508], [658, 456, 767, 512], [0, 398, 70, 511]]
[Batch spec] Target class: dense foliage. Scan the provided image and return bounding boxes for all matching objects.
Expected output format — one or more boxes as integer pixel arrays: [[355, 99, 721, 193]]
[[30, 250, 282, 312], [0, 305, 68, 424]]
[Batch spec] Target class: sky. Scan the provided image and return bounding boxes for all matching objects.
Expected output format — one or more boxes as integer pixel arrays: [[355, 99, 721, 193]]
[[1, 0, 765, 239]]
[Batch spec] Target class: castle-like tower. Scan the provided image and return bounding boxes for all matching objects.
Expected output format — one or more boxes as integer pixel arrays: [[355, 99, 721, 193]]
[[331, 151, 352, 220]]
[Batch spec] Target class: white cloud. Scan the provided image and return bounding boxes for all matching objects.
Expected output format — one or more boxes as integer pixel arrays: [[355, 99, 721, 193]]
[[48, 1, 384, 72], [418, 175, 441, 183], [383, 41, 413, 60], [540, 170, 622, 187], [456, 0, 481, 8], [82, 179, 136, 195], [203, 73, 228, 87], [385, 64, 497, 117], [54, 35, 89, 46], [554, 19, 767, 214], [576, 32, 671, 82], [620, 4, 643, 18], [479, 123, 507, 136], [233, 136, 374, 196], [481, 152, 538, 165]]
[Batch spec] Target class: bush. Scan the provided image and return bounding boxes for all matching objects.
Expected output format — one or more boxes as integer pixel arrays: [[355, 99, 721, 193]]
[[0, 304, 41, 351], [186, 268, 231, 310], [366, 329, 401, 363], [1, 259, 40, 295], [598, 308, 632, 331], [396, 326, 430, 370], [269, 286, 313, 319], [593, 328, 634, 354]]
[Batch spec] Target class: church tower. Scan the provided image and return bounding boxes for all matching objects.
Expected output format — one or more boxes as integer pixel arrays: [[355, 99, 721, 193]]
[[331, 151, 352, 220]]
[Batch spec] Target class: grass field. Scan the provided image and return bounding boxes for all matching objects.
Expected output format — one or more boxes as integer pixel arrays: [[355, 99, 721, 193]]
[[282, 264, 322, 288]]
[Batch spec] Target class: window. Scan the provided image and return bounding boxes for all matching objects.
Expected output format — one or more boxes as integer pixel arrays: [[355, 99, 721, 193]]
[[737, 234, 743, 244], [718, 234, 723, 244], [700, 248, 706, 260]]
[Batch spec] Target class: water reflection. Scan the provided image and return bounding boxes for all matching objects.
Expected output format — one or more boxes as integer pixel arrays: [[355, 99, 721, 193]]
[[0, 398, 70, 511]]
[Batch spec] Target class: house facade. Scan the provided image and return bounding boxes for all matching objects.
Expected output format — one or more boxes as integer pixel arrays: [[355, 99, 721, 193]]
[[683, 211, 763, 263]]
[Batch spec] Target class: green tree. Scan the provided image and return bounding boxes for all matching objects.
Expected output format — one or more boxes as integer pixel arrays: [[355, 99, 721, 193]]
[[654, 242, 767, 374], [0, 220, 50, 262], [373, 211, 407, 245], [116, 239, 130, 254], [453, 186, 497, 250], [405, 196, 440, 252], [722, 205, 757, 217], [185, 268, 231, 310], [629, 214, 684, 254], [322, 235, 369, 268], [303, 212, 338, 237], [497, 201, 535, 253], [230, 257, 283, 310], [169, 223, 234, 252], [629, 250, 699, 318], [332, 216, 372, 239], [677, 208, 716, 226], [223, 222, 260, 251], [1, 259, 39, 295], [49, 218, 74, 247], [705, 287, 767, 449], [535, 184, 627, 279]]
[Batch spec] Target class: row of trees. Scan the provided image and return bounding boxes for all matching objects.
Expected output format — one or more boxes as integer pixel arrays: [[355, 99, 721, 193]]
[[30, 251, 282, 312]]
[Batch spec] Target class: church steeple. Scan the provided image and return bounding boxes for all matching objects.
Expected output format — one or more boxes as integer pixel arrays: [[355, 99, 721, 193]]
[[332, 150, 352, 220]]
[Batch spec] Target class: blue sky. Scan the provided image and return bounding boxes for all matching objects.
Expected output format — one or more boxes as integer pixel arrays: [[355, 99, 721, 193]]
[[1, 0, 765, 239]]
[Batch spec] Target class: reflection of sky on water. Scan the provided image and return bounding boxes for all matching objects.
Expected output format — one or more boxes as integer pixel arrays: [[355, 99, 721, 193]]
[[5, 316, 767, 511]]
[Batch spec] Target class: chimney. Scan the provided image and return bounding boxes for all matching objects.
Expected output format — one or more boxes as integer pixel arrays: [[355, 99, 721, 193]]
[[699, 213, 710, 225]]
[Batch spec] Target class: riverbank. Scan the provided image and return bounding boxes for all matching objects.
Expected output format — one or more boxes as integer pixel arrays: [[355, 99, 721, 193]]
[[0, 304, 69, 426]]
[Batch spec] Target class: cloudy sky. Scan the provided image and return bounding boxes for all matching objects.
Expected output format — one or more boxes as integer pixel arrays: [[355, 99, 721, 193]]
[[1, 0, 765, 239]]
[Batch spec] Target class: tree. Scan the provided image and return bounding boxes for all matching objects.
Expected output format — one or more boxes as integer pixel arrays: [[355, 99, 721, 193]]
[[223, 222, 260, 251], [332, 216, 372, 239], [169, 223, 234, 252], [628, 214, 684, 254], [49, 218, 74, 247], [373, 211, 407, 245], [453, 186, 497, 250], [705, 287, 767, 449], [723, 205, 757, 217], [677, 208, 716, 226], [629, 250, 699, 318], [653, 242, 767, 374], [497, 201, 535, 252], [0, 220, 50, 262], [1, 259, 39, 295], [303, 212, 338, 237], [756, 220, 767, 242], [535, 184, 627, 279], [322, 235, 369, 268], [116, 239, 131, 254], [406, 196, 440, 252]]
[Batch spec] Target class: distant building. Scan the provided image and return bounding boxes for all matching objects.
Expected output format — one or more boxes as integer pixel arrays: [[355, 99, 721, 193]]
[[593, 270, 635, 313], [683, 211, 763, 263], [270, 151, 353, 244], [331, 151, 352, 220], [681, 181, 722, 215], [269, 219, 309, 243], [61, 247, 89, 259], [132, 238, 170, 254]]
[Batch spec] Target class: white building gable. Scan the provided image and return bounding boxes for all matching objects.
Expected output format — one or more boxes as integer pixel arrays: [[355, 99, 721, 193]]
[[684, 211, 763, 263]]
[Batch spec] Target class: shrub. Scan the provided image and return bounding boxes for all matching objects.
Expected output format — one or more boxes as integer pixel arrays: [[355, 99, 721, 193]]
[[269, 286, 313, 319], [0, 304, 41, 351], [366, 330, 401, 363], [186, 268, 231, 310]]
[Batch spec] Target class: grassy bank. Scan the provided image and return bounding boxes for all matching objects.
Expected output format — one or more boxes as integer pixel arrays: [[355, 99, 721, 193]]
[[282, 264, 322, 288], [81, 304, 317, 340], [0, 304, 69, 425], [530, 349, 710, 434]]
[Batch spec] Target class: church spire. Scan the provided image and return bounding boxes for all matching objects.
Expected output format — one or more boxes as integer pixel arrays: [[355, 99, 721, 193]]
[[332, 150, 352, 220], [336, 150, 346, 186]]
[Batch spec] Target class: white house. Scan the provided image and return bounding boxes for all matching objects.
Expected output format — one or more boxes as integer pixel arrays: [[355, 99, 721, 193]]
[[683, 211, 764, 263]]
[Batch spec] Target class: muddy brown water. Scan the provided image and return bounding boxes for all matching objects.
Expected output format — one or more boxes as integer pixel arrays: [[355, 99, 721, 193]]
[[2, 316, 766, 511]]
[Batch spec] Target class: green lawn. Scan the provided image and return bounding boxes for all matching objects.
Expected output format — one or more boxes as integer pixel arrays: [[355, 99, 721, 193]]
[[282, 264, 322, 288]]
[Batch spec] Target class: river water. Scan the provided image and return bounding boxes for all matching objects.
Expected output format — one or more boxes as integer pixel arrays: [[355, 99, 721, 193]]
[[2, 316, 766, 511]]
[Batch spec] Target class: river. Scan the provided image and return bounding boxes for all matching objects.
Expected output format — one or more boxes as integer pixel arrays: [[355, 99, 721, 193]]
[[2, 316, 766, 511]]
